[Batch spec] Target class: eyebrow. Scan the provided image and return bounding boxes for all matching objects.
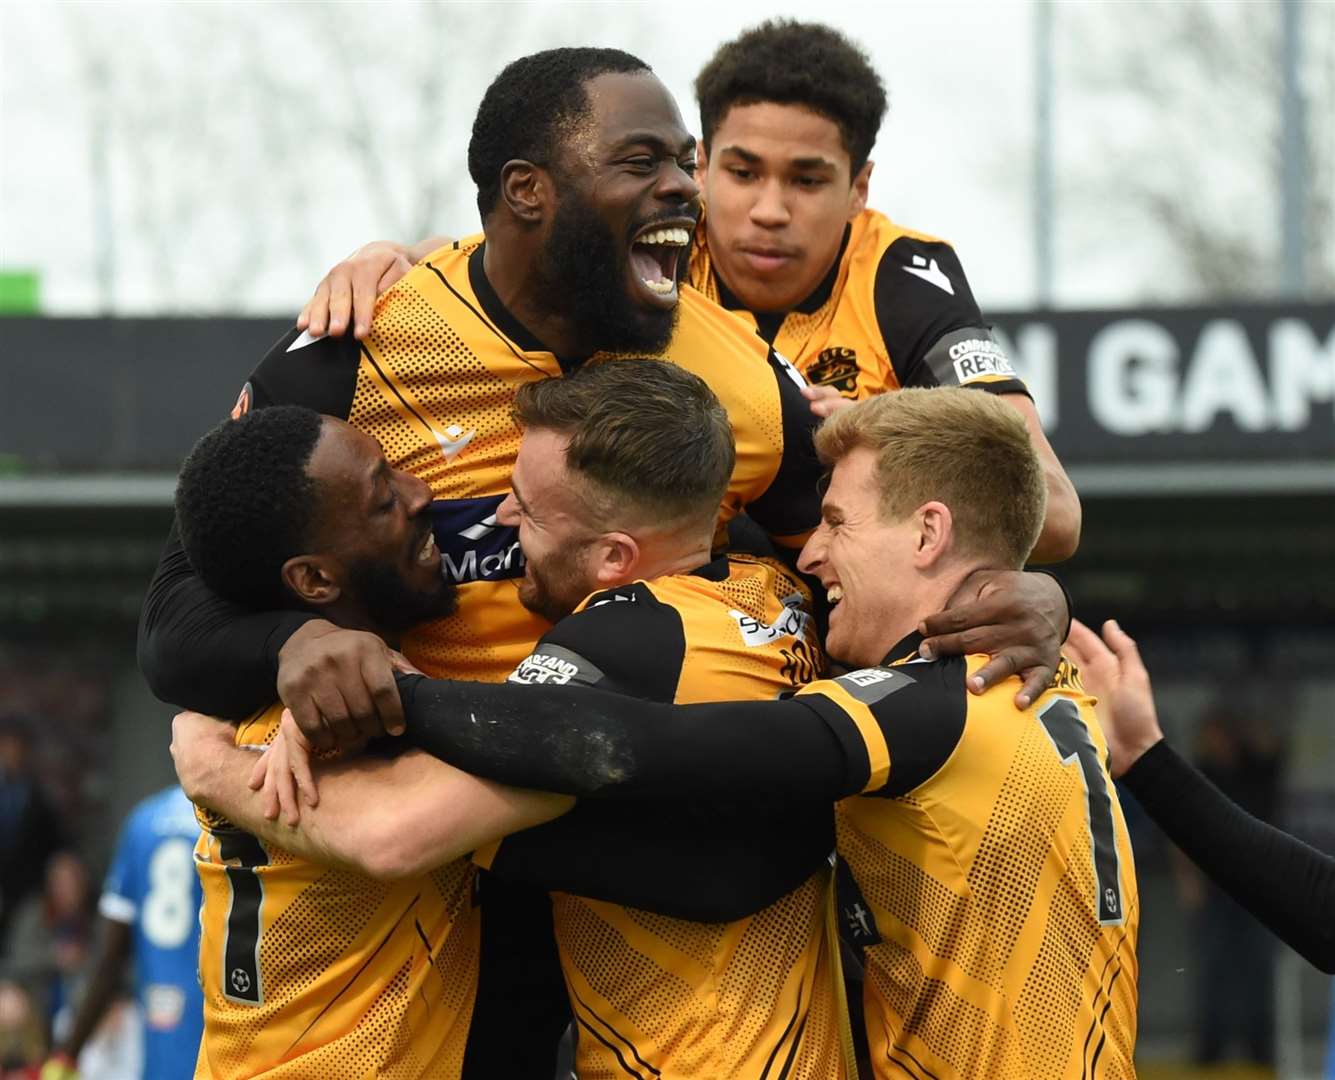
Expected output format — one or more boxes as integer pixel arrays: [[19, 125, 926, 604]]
[[717, 144, 839, 172], [611, 132, 697, 157]]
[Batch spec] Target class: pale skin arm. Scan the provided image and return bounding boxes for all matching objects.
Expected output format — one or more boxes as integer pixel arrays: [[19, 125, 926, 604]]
[[1062, 618, 1163, 778], [297, 236, 453, 339], [1001, 392, 1082, 563], [171, 711, 572, 880]]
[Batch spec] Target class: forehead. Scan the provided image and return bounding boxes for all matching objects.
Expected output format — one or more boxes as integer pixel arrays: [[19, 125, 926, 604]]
[[305, 418, 382, 489], [577, 70, 690, 152], [712, 101, 849, 167], [824, 445, 881, 508], [514, 426, 573, 497]]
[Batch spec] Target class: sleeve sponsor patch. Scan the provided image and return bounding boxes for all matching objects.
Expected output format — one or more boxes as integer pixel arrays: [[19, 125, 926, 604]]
[[507, 643, 605, 687], [834, 666, 915, 705], [948, 336, 1016, 385]]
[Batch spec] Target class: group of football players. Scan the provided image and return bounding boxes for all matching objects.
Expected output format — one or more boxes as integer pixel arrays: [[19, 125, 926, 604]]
[[111, 18, 1221, 1080]]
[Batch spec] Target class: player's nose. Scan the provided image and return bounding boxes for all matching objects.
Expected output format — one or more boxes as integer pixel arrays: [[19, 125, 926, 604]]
[[749, 180, 790, 228], [496, 491, 520, 526], [797, 529, 826, 575]]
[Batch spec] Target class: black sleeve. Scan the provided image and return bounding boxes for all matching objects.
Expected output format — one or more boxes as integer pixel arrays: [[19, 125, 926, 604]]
[[490, 589, 835, 920], [741, 350, 824, 542], [1122, 739, 1335, 974], [136, 328, 363, 715], [506, 582, 685, 701], [398, 675, 854, 801], [873, 237, 1029, 398], [793, 660, 967, 797]]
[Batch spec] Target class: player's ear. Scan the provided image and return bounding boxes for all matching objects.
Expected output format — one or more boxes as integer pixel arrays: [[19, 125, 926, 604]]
[[592, 533, 640, 585], [500, 160, 549, 225], [913, 501, 953, 569], [282, 555, 341, 607], [849, 160, 872, 218]]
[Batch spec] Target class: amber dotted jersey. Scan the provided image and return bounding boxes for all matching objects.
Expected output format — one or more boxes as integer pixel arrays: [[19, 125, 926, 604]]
[[192, 705, 480, 1079], [239, 236, 822, 684], [473, 554, 849, 1078], [792, 637, 1139, 1080], [689, 208, 1029, 401]]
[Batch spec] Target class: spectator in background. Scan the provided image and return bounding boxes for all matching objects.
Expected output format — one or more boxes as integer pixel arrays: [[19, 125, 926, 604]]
[[0, 718, 66, 949], [1188, 699, 1285, 1066], [0, 854, 92, 1053], [0, 980, 44, 1078], [41, 785, 203, 1080]]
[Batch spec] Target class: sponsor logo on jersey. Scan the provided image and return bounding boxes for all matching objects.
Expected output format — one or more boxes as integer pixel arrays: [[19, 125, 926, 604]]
[[949, 338, 1016, 386], [430, 494, 526, 584], [903, 254, 955, 295], [806, 347, 860, 397], [728, 592, 812, 648], [772, 349, 808, 390], [835, 666, 915, 704], [230, 382, 253, 420], [432, 423, 476, 461], [508, 644, 605, 687]]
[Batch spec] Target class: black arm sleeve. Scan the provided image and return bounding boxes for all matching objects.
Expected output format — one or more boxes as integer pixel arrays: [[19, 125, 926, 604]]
[[1122, 739, 1335, 973], [874, 237, 1029, 397], [486, 590, 833, 920], [397, 674, 855, 801], [136, 328, 362, 715]]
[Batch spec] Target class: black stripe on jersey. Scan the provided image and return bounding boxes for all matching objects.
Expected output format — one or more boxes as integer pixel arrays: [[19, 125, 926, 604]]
[[1081, 923, 1133, 1080], [218, 831, 268, 1007], [569, 985, 660, 1079], [423, 253, 552, 378], [888, 1044, 941, 1080], [775, 1010, 811, 1080], [742, 351, 823, 540], [759, 986, 806, 1080], [1086, 966, 1120, 1079], [281, 891, 420, 1057]]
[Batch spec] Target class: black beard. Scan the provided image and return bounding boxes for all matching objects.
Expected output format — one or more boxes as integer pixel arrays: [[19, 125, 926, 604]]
[[346, 556, 458, 636], [532, 188, 678, 355]]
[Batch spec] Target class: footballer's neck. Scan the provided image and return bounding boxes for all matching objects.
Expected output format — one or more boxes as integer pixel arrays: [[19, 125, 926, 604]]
[[483, 221, 587, 359], [606, 526, 716, 590], [884, 561, 990, 661]]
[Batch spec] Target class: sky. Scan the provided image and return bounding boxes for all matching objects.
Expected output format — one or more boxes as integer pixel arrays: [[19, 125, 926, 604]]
[[1, 0, 1330, 316]]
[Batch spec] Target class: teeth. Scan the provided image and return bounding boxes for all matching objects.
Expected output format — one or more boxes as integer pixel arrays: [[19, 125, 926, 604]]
[[827, 585, 844, 604], [419, 533, 437, 563], [641, 278, 676, 294], [637, 227, 691, 247]]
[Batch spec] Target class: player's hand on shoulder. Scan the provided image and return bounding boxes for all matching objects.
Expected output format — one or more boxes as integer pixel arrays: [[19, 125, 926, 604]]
[[296, 240, 415, 340], [801, 383, 855, 418], [1064, 619, 1162, 778], [918, 569, 1068, 709], [277, 619, 406, 752], [170, 710, 238, 804]]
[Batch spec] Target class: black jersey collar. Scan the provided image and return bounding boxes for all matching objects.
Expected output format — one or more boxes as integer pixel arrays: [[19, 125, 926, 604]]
[[468, 243, 583, 372], [882, 628, 927, 667], [687, 554, 732, 582], [713, 222, 851, 318]]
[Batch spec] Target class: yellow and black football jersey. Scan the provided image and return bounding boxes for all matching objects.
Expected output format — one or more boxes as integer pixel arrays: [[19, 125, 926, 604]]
[[192, 705, 480, 1078], [471, 554, 850, 1078], [241, 236, 823, 685], [689, 208, 1029, 402], [792, 636, 1139, 1079]]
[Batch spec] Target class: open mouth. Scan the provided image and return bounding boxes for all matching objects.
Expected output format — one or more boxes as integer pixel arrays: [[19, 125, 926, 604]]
[[415, 528, 440, 567], [826, 583, 844, 607], [628, 223, 692, 305]]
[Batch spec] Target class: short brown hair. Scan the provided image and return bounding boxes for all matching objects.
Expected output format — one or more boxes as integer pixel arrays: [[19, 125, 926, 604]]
[[814, 388, 1046, 567], [513, 359, 736, 530]]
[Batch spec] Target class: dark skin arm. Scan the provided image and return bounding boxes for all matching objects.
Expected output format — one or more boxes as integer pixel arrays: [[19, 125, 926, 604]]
[[48, 917, 132, 1065]]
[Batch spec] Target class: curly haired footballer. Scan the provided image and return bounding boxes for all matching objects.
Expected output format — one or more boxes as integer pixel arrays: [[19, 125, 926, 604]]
[[694, 19, 888, 173]]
